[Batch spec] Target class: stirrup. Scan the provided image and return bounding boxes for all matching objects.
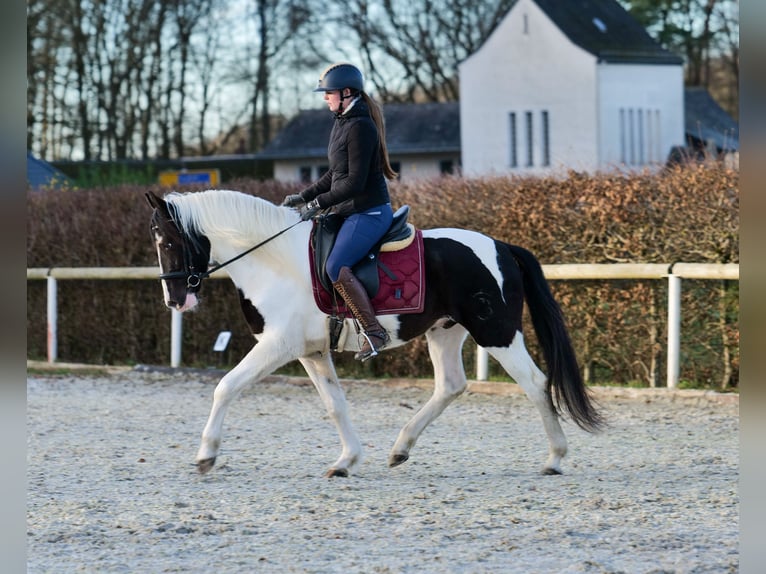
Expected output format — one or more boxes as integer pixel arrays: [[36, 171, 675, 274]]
[[354, 330, 390, 362]]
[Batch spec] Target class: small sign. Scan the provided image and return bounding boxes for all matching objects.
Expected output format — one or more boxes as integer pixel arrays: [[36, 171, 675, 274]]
[[213, 331, 232, 352], [159, 169, 221, 187]]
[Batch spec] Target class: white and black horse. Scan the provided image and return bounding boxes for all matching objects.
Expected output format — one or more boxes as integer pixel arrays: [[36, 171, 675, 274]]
[[146, 189, 603, 477]]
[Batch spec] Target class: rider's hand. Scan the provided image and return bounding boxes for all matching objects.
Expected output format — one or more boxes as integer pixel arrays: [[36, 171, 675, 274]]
[[281, 193, 304, 207], [300, 200, 321, 221]]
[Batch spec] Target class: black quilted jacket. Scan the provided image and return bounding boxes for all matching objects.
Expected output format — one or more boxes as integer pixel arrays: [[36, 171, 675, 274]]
[[300, 99, 390, 216]]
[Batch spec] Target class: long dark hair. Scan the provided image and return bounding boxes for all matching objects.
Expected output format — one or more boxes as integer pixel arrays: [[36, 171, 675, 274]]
[[361, 92, 398, 180]]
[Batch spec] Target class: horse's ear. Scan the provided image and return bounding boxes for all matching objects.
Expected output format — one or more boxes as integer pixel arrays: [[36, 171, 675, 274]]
[[145, 190, 165, 211]]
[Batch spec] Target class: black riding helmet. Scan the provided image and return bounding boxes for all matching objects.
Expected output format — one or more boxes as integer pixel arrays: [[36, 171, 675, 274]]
[[314, 63, 364, 94]]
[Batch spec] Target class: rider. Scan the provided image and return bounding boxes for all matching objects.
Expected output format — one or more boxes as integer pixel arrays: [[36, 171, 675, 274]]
[[282, 62, 398, 361]]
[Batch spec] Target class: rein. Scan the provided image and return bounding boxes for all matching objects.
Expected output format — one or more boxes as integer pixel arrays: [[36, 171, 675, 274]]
[[160, 216, 303, 288]]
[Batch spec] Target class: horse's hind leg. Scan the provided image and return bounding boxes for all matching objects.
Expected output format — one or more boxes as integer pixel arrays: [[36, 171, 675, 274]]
[[389, 324, 469, 467], [299, 355, 363, 477], [487, 332, 568, 475]]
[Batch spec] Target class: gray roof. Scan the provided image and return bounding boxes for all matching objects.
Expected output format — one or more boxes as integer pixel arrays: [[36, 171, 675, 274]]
[[684, 87, 739, 151], [257, 102, 460, 160], [531, 0, 683, 65], [27, 151, 72, 190]]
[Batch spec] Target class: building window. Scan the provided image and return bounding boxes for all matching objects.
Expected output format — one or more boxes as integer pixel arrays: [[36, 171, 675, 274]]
[[439, 160, 454, 175], [391, 161, 401, 180], [299, 166, 311, 183], [509, 112, 518, 167], [318, 165, 329, 178], [525, 111, 534, 167], [541, 110, 550, 166], [654, 110, 661, 164], [523, 14, 529, 34], [638, 109, 644, 165], [620, 108, 626, 164]]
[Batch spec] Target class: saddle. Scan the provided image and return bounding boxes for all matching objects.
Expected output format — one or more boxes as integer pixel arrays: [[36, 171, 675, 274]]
[[309, 205, 426, 317]]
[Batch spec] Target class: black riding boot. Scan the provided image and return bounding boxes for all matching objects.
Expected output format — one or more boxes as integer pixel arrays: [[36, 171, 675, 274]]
[[332, 266, 390, 361]]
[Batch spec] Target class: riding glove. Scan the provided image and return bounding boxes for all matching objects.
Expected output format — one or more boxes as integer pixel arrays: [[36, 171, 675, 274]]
[[300, 199, 321, 221], [281, 193, 304, 207]]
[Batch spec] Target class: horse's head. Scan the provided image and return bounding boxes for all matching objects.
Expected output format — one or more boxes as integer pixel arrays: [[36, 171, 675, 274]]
[[145, 191, 211, 311]]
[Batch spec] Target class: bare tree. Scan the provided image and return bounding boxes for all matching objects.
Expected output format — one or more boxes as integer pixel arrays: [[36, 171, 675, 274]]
[[621, 0, 739, 117], [344, 0, 515, 102]]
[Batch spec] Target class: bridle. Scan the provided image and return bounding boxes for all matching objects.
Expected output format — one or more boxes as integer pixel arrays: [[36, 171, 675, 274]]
[[155, 205, 303, 290]]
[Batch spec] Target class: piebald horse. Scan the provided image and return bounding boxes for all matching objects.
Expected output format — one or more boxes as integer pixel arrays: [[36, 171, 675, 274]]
[[146, 189, 603, 477]]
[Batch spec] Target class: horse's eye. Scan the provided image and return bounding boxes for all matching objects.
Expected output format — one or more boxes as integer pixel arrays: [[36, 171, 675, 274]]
[[163, 241, 173, 250]]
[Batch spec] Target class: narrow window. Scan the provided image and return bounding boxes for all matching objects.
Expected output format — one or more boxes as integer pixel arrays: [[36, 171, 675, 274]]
[[299, 166, 311, 183], [654, 110, 661, 163], [628, 108, 635, 165], [638, 109, 644, 165], [525, 111, 533, 167], [523, 14, 529, 34], [509, 112, 518, 167], [541, 110, 550, 166], [439, 160, 454, 175], [646, 109, 654, 163], [620, 108, 626, 164]]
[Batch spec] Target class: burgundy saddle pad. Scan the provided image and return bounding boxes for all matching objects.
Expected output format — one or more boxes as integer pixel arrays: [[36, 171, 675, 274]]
[[309, 229, 426, 316]]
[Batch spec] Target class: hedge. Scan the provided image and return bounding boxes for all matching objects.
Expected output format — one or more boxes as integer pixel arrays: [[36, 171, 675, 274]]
[[27, 164, 738, 389]]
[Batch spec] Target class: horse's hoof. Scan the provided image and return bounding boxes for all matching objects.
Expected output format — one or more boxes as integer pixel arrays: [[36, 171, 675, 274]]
[[388, 453, 409, 467], [325, 467, 349, 478], [542, 467, 563, 475], [197, 458, 216, 474]]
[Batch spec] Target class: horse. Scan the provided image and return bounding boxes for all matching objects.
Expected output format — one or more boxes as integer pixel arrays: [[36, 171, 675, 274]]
[[146, 188, 603, 478]]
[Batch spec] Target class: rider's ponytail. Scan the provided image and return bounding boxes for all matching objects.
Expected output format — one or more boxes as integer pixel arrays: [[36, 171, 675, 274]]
[[361, 92, 398, 181]]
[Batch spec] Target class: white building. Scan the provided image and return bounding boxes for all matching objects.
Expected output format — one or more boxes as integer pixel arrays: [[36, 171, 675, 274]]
[[459, 0, 685, 177], [257, 0, 736, 183]]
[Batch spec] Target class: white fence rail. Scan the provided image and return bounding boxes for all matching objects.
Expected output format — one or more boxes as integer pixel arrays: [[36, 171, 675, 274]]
[[27, 263, 739, 388]]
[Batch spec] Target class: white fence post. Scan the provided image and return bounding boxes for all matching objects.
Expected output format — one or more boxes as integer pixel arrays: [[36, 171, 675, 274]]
[[46, 276, 57, 363], [476, 346, 489, 381], [666, 273, 682, 389], [170, 309, 183, 368]]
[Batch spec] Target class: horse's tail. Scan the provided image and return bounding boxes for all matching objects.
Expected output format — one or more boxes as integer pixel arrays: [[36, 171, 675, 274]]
[[508, 244, 605, 432]]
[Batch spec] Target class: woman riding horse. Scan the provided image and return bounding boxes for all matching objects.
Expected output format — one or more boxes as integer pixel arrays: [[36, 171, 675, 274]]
[[282, 62, 398, 362]]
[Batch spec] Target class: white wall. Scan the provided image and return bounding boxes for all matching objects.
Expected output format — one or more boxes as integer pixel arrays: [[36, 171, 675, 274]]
[[459, 0, 598, 177], [597, 64, 685, 171]]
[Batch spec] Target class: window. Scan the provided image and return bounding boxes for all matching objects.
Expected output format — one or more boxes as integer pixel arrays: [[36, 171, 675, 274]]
[[638, 109, 644, 165], [541, 111, 550, 166], [509, 112, 518, 167], [628, 108, 635, 165], [299, 166, 311, 183], [620, 108, 661, 166], [509, 109, 550, 169], [439, 160, 454, 175], [391, 162, 401, 180], [525, 111, 534, 167], [620, 108, 626, 164], [318, 165, 329, 178]]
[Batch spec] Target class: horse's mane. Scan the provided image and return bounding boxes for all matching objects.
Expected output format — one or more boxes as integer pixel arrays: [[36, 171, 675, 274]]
[[165, 189, 298, 247]]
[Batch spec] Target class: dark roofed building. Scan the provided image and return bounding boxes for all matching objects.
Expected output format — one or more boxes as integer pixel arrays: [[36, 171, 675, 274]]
[[684, 87, 739, 152], [27, 151, 73, 190], [532, 0, 683, 65], [258, 102, 461, 182]]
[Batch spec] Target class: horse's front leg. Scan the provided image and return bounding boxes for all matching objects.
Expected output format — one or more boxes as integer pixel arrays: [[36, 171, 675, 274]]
[[196, 340, 286, 473], [299, 354, 363, 477]]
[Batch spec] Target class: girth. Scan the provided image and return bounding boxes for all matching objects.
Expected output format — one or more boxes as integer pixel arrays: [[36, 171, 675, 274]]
[[311, 205, 414, 298]]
